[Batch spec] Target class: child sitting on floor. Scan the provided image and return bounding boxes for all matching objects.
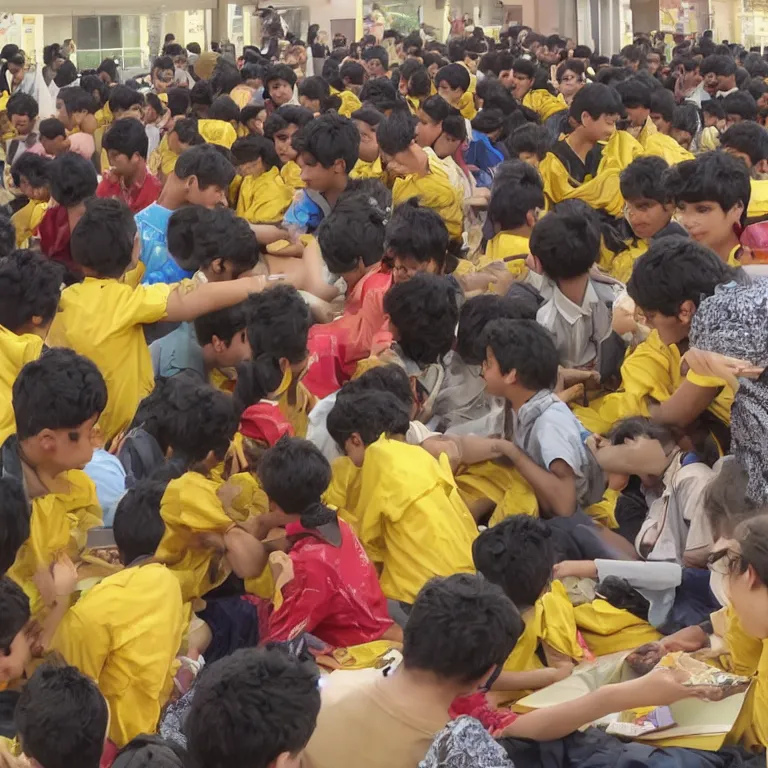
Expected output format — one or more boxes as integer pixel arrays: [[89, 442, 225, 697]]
[[9, 154, 50, 248], [350, 107, 386, 181], [263, 105, 315, 190]]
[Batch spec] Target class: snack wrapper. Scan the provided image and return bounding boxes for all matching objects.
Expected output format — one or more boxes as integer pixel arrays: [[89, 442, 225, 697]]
[[656, 652, 751, 697]]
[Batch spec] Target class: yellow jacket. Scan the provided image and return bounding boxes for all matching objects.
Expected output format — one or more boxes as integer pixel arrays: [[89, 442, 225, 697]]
[[235, 167, 294, 224], [478, 232, 530, 275], [457, 90, 477, 121], [350, 156, 386, 183], [148, 135, 179, 179], [51, 562, 184, 747], [331, 87, 363, 118], [11, 198, 47, 248], [641, 131, 695, 166], [198, 119, 237, 149], [748, 179, 768, 221], [0, 327, 43, 445], [522, 89, 568, 122], [574, 598, 661, 656], [281, 160, 306, 190]]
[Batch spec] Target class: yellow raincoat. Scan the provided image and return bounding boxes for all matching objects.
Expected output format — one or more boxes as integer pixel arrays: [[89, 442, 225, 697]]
[[0, 327, 43, 445], [197, 119, 237, 149], [11, 199, 47, 248], [331, 87, 363, 118], [574, 598, 661, 656], [235, 167, 294, 224], [350, 156, 386, 182], [457, 90, 477, 121], [148, 135, 179, 178], [522, 89, 568, 122], [477, 232, 531, 275], [281, 160, 305, 190]]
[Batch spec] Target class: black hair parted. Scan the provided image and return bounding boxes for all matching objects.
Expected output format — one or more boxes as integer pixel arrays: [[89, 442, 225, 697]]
[[47, 152, 98, 207], [723, 90, 758, 122], [38, 117, 67, 140], [56, 86, 96, 115], [720, 121, 768, 166], [295, 111, 360, 172], [209, 94, 241, 124], [627, 235, 737, 316], [529, 199, 600, 280], [112, 478, 169, 564], [403, 573, 523, 684], [264, 63, 298, 90], [434, 62, 471, 92], [174, 143, 236, 189], [193, 301, 250, 348], [263, 104, 315, 139], [102, 115, 150, 160], [473, 516, 556, 608], [0, 249, 63, 332], [383, 273, 458, 365], [457, 293, 539, 365], [108, 84, 145, 115], [231, 133, 282, 170], [6, 91, 39, 119], [11, 152, 50, 189], [0, 478, 29, 577], [13, 348, 107, 441], [71, 197, 136, 278], [505, 122, 553, 160], [0, 575, 29, 651], [245, 285, 311, 365], [569, 82, 624, 122], [327, 390, 411, 449], [488, 159, 544, 231], [376, 109, 417, 156], [480, 318, 560, 389], [185, 647, 320, 768], [257, 437, 332, 516], [620, 155, 672, 203]]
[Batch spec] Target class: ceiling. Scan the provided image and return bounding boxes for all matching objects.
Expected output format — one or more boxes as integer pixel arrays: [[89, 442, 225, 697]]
[[2, 1, 217, 12]]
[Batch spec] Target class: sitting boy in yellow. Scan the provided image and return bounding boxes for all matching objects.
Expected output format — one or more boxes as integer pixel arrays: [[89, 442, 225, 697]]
[[5, 349, 105, 620], [9, 154, 50, 248], [327, 390, 477, 605], [46, 198, 269, 444], [350, 108, 386, 182], [231, 134, 294, 225], [510, 58, 568, 123], [435, 63, 477, 121], [51, 480, 184, 748], [264, 105, 315, 191]]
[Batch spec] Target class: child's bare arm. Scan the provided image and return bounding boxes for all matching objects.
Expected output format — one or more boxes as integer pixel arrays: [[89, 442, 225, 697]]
[[164, 275, 267, 322], [223, 526, 270, 580], [251, 224, 292, 244], [491, 665, 571, 693], [648, 380, 720, 428]]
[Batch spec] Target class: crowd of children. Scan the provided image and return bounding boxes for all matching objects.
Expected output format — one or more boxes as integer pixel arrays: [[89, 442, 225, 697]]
[[3, 20, 768, 768]]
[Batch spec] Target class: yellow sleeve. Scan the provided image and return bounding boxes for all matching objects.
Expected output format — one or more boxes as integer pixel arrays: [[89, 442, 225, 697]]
[[165, 474, 233, 533], [355, 454, 389, 563], [235, 172, 294, 224], [642, 132, 694, 165], [523, 90, 567, 122], [457, 91, 477, 120], [125, 282, 174, 326], [538, 581, 584, 661], [337, 89, 362, 118], [51, 593, 111, 682]]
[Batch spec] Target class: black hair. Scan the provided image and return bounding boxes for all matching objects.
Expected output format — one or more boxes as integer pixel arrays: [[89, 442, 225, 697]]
[[700, 54, 736, 77], [408, 68, 432, 100], [342, 363, 413, 407], [80, 75, 109, 108], [556, 58, 586, 81], [359, 77, 401, 112], [43, 43, 63, 68], [512, 57, 537, 79], [146, 92, 166, 119], [172, 117, 204, 146], [376, 109, 416, 156], [530, 199, 600, 279], [16, 663, 109, 768], [505, 122, 552, 160], [627, 236, 736, 316], [403, 573, 522, 684], [295, 111, 359, 172], [209, 94, 241, 123], [264, 63, 298, 90], [317, 194, 389, 273], [383, 273, 458, 365], [185, 647, 320, 768], [351, 106, 384, 128], [441, 112, 467, 142], [168, 206, 258, 276], [569, 82, 624, 122], [96, 58, 119, 81], [0, 213, 13, 260], [649, 87, 676, 123], [0, 249, 62, 333], [327, 390, 410, 449], [434, 62, 471, 92], [747, 76, 768, 103], [620, 155, 672, 204], [488, 159, 544, 231], [166, 87, 191, 117], [614, 77, 652, 109], [102, 116, 149, 160], [0, 479, 29, 577], [193, 301, 249, 349], [47, 152, 98, 208], [609, 415, 674, 447], [241, 62, 267, 85], [0, 576, 29, 652], [190, 80, 214, 109], [57, 85, 95, 116], [112, 479, 168, 565], [664, 151, 751, 224], [457, 293, 539, 365], [11, 152, 50, 189], [231, 134, 281, 170], [53, 60, 78, 89], [298, 75, 342, 113], [362, 45, 389, 71], [112, 735, 186, 768], [13, 347, 107, 440], [723, 91, 758, 122], [385, 199, 449, 270], [153, 55, 174, 73], [71, 198, 136, 279], [257, 437, 332, 518], [108, 84, 145, 114], [473, 516, 555, 608], [721, 122, 768, 166], [573, 45, 593, 58], [210, 61, 242, 97], [340, 59, 366, 85], [38, 117, 67, 140], [240, 104, 266, 127], [671, 102, 700, 137], [480, 318, 559, 389], [420, 93, 459, 124], [263, 104, 315, 139], [6, 92, 38, 120], [164, 43, 185, 58], [174, 143, 236, 189]]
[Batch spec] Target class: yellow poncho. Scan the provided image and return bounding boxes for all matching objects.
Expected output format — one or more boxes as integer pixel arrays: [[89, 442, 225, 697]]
[[281, 160, 305, 190], [574, 598, 661, 656], [457, 90, 477, 121], [198, 119, 237, 149], [235, 167, 294, 224], [331, 87, 363, 118], [392, 151, 464, 240], [350, 156, 386, 182], [477, 232, 530, 275], [641, 131, 695, 165], [747, 178, 768, 222], [522, 89, 568, 122], [148, 134, 179, 178], [598, 237, 649, 284], [11, 198, 47, 248], [0, 327, 43, 445]]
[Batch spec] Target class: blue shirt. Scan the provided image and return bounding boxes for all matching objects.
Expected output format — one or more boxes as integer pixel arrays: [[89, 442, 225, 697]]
[[136, 203, 194, 285]]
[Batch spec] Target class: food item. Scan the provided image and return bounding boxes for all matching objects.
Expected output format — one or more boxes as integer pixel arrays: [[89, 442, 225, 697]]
[[626, 642, 665, 676], [88, 546, 121, 566], [656, 652, 751, 698]]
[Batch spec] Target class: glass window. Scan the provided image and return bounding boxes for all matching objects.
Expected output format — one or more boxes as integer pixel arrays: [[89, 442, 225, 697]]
[[123, 49, 143, 68], [122, 16, 141, 48], [76, 17, 100, 50], [100, 16, 122, 49], [77, 51, 102, 70]]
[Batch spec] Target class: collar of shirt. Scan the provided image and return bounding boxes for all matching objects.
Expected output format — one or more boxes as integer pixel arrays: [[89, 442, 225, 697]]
[[716, 87, 738, 98], [122, 166, 148, 195], [552, 280, 599, 325]]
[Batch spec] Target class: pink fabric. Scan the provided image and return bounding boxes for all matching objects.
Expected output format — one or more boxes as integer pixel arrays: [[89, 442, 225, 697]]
[[68, 132, 96, 160]]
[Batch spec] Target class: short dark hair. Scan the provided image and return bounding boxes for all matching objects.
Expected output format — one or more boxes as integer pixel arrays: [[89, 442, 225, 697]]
[[166, 87, 191, 117], [264, 63, 298, 90], [96, 58, 119, 81], [701, 98, 726, 120], [384, 273, 458, 365], [113, 735, 185, 768], [650, 87, 676, 123], [171, 117, 204, 146], [0, 213, 13, 260], [190, 80, 213, 108], [530, 199, 600, 280], [185, 647, 320, 768], [474, 516, 556, 608], [481, 319, 559, 390], [193, 301, 249, 347], [298, 75, 342, 113], [512, 57, 537, 79], [317, 194, 389, 273], [13, 348, 108, 441], [342, 363, 413, 407], [0, 576, 29, 652], [263, 104, 315, 139], [362, 45, 389, 70], [609, 416, 674, 446], [10, 152, 50, 189], [340, 59, 366, 85], [38, 117, 67, 140], [209, 94, 241, 123], [614, 77, 653, 109], [672, 102, 701, 138], [257, 437, 332, 515], [71, 197, 136, 278], [327, 390, 411, 449], [434, 62, 471, 92], [664, 151, 751, 224], [146, 92, 166, 119], [112, 479, 168, 564], [488, 159, 544, 231], [385, 199, 449, 270], [351, 106, 384, 128], [231, 133, 281, 170], [6, 92, 38, 119], [721, 122, 768, 166], [569, 82, 624, 122], [376, 110, 416, 156], [57, 85, 95, 115], [47, 152, 98, 208], [108, 84, 145, 114], [620, 155, 672, 203], [102, 116, 149, 160], [16, 663, 108, 768], [174, 143, 236, 189], [627, 236, 735, 316], [505, 123, 552, 161], [700, 54, 736, 77], [457, 293, 539, 365], [245, 285, 311, 365], [187, 42, 201, 55], [0, 477, 29, 577], [79, 74, 109, 106], [403, 574, 523, 684], [168, 206, 258, 276], [153, 55, 174, 73], [0, 249, 62, 332], [295, 111, 360, 173], [359, 78, 401, 112], [723, 90, 758, 122]]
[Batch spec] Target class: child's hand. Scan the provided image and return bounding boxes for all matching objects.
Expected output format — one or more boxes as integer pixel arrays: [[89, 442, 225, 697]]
[[585, 433, 610, 458], [216, 480, 241, 515], [52, 555, 78, 597], [239, 274, 268, 294], [552, 560, 598, 580], [627, 667, 720, 707]]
